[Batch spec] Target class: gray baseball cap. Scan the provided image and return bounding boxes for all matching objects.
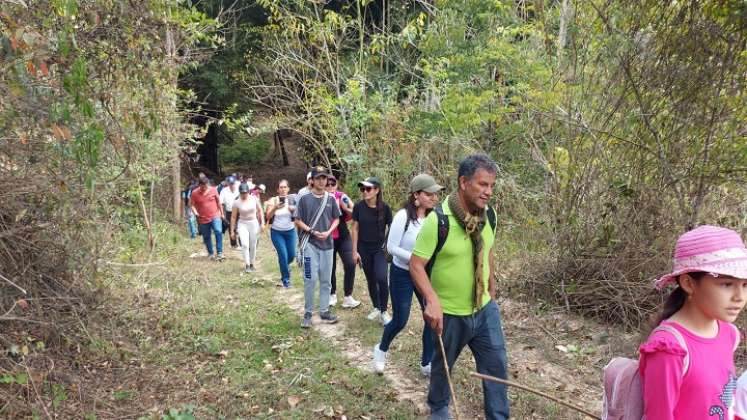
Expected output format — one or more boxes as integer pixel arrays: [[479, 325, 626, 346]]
[[410, 174, 443, 193]]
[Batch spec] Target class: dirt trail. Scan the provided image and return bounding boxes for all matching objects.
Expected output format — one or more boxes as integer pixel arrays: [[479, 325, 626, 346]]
[[261, 251, 612, 419]]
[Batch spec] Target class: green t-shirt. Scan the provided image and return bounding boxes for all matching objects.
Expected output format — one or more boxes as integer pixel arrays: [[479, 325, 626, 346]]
[[412, 197, 495, 316]]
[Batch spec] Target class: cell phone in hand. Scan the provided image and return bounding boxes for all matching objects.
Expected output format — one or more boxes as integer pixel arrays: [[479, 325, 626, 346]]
[[279, 196, 286, 204]]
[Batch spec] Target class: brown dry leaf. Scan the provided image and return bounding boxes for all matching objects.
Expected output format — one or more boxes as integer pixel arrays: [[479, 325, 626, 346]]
[[16, 299, 28, 310], [52, 125, 64, 140], [9, 36, 18, 51], [26, 60, 36, 76], [52, 125, 72, 141], [19, 134, 28, 144], [39, 61, 49, 77], [287, 395, 301, 409]]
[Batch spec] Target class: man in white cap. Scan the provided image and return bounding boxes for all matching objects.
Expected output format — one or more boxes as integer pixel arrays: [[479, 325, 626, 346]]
[[297, 171, 313, 197]]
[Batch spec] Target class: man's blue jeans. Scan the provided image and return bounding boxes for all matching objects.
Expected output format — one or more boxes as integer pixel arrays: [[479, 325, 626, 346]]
[[428, 300, 509, 420], [379, 264, 434, 367], [270, 228, 297, 284], [198, 217, 223, 256]]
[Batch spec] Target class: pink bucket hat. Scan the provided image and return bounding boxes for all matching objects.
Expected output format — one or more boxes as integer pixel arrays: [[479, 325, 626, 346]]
[[655, 225, 747, 289]]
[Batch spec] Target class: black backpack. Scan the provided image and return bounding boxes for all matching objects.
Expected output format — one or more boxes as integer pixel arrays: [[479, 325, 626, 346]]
[[424, 203, 497, 275]]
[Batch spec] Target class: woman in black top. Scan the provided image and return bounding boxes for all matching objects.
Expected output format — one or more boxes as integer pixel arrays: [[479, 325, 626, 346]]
[[352, 176, 393, 326]]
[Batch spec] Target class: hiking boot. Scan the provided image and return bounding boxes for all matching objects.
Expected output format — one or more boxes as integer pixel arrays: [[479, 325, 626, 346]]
[[208, 254, 216, 261], [420, 363, 431, 377], [320, 311, 338, 324], [372, 343, 387, 374], [366, 308, 381, 321], [282, 279, 291, 288], [329, 293, 337, 306], [341, 295, 361, 309], [301, 312, 312, 329], [429, 407, 452, 420], [380, 311, 392, 326], [244, 265, 252, 273], [216, 253, 225, 261]]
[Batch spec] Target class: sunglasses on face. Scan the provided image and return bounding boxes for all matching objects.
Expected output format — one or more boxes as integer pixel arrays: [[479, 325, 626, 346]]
[[359, 186, 373, 193], [327, 181, 337, 187]]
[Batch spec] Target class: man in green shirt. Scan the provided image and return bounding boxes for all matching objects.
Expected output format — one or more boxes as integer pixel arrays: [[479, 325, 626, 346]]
[[410, 154, 509, 420]]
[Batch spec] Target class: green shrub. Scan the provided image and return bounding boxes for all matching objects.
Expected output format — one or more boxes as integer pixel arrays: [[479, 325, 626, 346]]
[[218, 131, 271, 167]]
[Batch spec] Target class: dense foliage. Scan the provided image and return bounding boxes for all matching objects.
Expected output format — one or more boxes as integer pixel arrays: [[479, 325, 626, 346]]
[[230, 0, 747, 327], [0, 1, 214, 415]]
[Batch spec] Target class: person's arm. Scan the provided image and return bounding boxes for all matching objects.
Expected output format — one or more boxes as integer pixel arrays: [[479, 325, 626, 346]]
[[214, 189, 224, 219], [489, 251, 497, 300], [351, 205, 361, 264], [409, 213, 442, 334], [410, 255, 443, 335], [315, 218, 339, 241], [314, 199, 340, 240], [189, 195, 199, 219], [256, 200, 265, 227], [640, 336, 685, 420], [266, 197, 278, 221], [295, 218, 313, 233], [386, 211, 411, 262], [340, 194, 354, 214], [351, 221, 360, 262], [230, 205, 238, 240]]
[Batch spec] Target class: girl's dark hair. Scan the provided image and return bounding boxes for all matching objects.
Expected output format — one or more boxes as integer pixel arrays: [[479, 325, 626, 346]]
[[403, 191, 434, 223], [648, 271, 706, 334], [375, 189, 384, 227]]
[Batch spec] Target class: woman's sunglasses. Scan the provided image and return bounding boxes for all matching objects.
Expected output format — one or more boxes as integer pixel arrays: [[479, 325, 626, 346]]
[[327, 181, 337, 187], [359, 186, 373, 193]]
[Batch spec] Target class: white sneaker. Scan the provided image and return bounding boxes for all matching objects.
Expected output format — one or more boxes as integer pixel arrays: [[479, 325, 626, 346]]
[[366, 308, 381, 321], [380, 311, 392, 326], [329, 294, 337, 306], [341, 295, 361, 309], [420, 363, 431, 377], [372, 343, 387, 374]]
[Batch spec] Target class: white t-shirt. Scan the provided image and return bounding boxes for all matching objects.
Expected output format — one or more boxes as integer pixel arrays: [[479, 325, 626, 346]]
[[220, 187, 239, 213], [269, 195, 296, 231], [232, 195, 260, 222], [297, 186, 311, 197], [386, 208, 424, 270], [734, 371, 747, 419]]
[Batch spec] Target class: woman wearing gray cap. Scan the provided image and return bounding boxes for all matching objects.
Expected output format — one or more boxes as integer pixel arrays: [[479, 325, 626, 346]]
[[231, 183, 265, 273], [372, 174, 443, 376]]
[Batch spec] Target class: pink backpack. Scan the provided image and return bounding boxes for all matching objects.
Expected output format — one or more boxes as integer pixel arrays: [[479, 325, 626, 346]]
[[601, 325, 689, 420]]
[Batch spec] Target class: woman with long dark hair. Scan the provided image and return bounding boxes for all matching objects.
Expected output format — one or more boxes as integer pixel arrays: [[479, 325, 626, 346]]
[[372, 174, 443, 376], [352, 176, 393, 325], [326, 175, 361, 308]]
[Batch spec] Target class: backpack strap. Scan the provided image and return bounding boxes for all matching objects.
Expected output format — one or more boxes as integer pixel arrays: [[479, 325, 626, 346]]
[[653, 324, 690, 376], [425, 203, 449, 276], [487, 206, 496, 232]]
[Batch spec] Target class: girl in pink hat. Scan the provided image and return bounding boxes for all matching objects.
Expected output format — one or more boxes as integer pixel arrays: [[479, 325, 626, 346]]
[[639, 225, 747, 420]]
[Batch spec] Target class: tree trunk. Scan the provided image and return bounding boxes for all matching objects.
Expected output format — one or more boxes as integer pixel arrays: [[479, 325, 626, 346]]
[[557, 0, 571, 64], [276, 130, 289, 166]]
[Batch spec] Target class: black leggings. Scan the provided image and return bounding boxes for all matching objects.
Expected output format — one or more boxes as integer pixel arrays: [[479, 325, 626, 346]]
[[359, 247, 388, 311], [331, 235, 356, 296]]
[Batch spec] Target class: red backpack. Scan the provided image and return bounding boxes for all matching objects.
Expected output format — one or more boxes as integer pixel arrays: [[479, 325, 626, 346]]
[[601, 325, 689, 420]]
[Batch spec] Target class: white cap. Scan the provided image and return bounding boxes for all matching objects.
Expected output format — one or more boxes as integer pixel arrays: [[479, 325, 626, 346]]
[[259, 184, 266, 192]]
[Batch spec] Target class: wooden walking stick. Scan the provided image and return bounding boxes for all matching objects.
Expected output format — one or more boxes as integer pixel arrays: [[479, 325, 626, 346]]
[[470, 372, 601, 420], [437, 333, 461, 420]]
